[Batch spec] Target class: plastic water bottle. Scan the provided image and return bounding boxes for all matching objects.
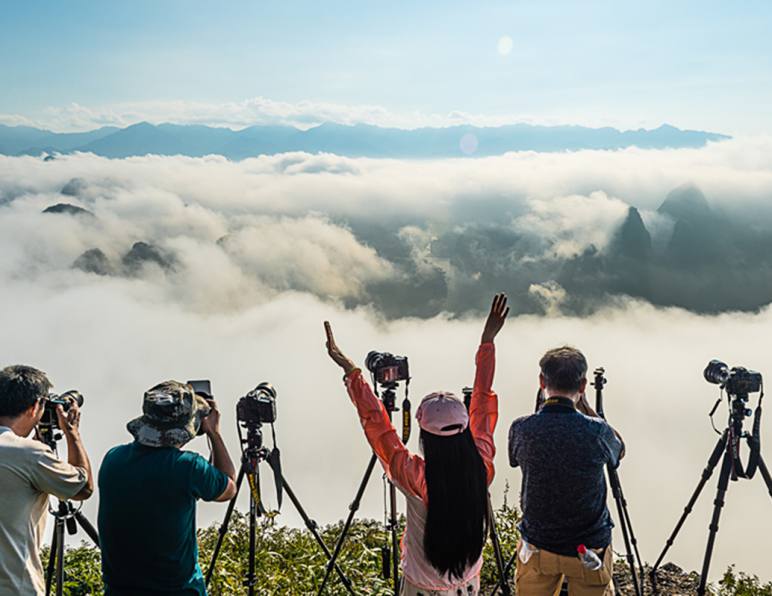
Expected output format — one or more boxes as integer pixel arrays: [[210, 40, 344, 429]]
[[577, 544, 603, 570]]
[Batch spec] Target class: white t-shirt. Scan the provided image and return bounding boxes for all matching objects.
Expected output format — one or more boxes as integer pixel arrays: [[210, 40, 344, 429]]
[[0, 427, 87, 596]]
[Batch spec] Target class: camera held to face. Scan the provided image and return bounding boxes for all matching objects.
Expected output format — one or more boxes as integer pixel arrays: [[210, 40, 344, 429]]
[[365, 351, 410, 385], [40, 390, 84, 430], [236, 382, 277, 425]]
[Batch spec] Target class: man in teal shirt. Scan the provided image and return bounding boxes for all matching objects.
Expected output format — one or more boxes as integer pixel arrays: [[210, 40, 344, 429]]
[[98, 381, 236, 595]]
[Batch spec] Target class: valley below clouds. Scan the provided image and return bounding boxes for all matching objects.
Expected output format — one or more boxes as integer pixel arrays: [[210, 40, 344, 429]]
[[2, 138, 772, 580]]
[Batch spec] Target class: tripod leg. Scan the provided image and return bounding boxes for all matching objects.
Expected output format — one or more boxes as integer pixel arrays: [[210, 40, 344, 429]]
[[206, 466, 246, 586], [757, 454, 772, 498], [73, 510, 100, 547], [490, 549, 519, 596], [55, 509, 65, 596], [318, 454, 378, 596], [45, 516, 61, 596], [618, 486, 645, 587], [246, 468, 259, 596], [388, 479, 399, 596], [608, 468, 641, 596], [279, 473, 356, 596], [697, 449, 733, 596], [650, 432, 727, 589], [487, 496, 511, 596]]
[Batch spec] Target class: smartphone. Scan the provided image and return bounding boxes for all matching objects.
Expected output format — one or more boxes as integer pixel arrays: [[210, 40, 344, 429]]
[[188, 379, 212, 398]]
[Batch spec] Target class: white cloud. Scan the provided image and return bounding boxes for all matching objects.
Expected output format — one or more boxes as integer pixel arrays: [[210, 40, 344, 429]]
[[0, 97, 608, 133]]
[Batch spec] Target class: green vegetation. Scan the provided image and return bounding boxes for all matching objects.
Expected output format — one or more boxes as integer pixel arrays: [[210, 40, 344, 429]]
[[43, 501, 770, 595]]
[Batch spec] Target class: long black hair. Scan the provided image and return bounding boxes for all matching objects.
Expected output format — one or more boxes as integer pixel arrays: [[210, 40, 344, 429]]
[[421, 427, 488, 580]]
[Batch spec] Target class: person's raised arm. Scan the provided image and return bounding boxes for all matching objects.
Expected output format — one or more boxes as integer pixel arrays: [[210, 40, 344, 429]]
[[324, 321, 425, 498], [199, 400, 237, 502], [471, 294, 509, 483], [55, 403, 94, 500]]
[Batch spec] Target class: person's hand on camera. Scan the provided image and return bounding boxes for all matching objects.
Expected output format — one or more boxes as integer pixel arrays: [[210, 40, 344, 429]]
[[481, 293, 510, 344], [324, 321, 357, 375], [55, 403, 81, 438], [200, 399, 221, 437]]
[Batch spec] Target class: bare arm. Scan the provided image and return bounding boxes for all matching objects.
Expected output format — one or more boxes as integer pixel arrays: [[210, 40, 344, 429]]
[[55, 404, 94, 500], [200, 400, 237, 501]]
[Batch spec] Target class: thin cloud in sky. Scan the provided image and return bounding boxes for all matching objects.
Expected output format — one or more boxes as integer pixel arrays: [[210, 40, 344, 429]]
[[0, 97, 654, 133]]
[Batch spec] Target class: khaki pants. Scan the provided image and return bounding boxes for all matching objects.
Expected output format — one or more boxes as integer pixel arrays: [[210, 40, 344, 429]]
[[515, 541, 615, 596]]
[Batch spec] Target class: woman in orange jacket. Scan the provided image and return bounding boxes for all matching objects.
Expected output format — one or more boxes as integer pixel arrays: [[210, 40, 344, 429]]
[[324, 294, 509, 595]]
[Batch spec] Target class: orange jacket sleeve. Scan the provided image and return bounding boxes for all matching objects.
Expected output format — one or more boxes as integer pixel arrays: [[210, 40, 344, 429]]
[[470, 342, 498, 484], [344, 370, 427, 500]]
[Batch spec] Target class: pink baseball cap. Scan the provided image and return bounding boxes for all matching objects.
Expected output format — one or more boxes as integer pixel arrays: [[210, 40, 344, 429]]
[[415, 392, 469, 436]]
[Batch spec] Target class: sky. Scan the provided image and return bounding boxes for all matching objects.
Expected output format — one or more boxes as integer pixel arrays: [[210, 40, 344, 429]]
[[2, 1, 772, 133]]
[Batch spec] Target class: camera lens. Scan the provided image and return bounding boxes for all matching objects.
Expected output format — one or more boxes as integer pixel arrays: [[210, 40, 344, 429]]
[[365, 351, 383, 373], [704, 360, 730, 385], [256, 382, 276, 399]]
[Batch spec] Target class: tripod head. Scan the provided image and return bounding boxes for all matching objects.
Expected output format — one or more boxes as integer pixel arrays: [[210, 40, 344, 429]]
[[378, 381, 399, 412]]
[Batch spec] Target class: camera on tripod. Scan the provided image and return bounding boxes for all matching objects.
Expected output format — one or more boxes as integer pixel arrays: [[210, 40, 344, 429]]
[[236, 382, 277, 425], [39, 390, 84, 432], [365, 351, 409, 385], [704, 359, 762, 395]]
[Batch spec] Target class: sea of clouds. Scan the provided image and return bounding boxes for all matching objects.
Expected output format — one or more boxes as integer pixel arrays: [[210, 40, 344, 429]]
[[1, 138, 772, 581]]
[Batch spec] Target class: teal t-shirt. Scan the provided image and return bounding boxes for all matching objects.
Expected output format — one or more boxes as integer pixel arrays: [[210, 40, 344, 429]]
[[97, 442, 228, 595]]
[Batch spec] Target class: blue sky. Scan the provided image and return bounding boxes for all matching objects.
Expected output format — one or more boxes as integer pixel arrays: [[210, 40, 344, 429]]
[[1, 1, 771, 133]]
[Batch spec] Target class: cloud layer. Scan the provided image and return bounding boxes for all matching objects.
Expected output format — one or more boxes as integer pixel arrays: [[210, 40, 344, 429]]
[[3, 137, 772, 319]]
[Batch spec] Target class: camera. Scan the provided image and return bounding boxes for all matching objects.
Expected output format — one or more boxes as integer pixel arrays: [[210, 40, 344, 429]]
[[236, 382, 277, 425], [39, 390, 84, 429], [365, 351, 410, 385], [704, 360, 762, 395]]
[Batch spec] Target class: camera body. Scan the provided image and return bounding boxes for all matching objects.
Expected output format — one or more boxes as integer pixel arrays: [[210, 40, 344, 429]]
[[704, 360, 762, 395], [40, 390, 84, 429], [236, 382, 277, 425], [365, 351, 410, 385]]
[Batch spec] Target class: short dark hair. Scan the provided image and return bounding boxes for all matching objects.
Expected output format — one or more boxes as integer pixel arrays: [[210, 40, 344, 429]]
[[0, 365, 52, 418], [539, 347, 587, 394]]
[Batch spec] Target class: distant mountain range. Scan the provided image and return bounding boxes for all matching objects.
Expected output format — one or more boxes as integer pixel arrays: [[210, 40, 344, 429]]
[[0, 121, 730, 159]]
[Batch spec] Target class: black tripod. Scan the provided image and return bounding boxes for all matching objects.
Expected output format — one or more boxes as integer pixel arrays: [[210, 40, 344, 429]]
[[318, 381, 406, 596], [651, 388, 771, 596], [593, 368, 644, 596], [206, 419, 354, 596], [39, 430, 99, 596]]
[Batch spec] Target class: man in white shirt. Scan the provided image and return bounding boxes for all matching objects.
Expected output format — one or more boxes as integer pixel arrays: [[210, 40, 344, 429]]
[[0, 365, 94, 596]]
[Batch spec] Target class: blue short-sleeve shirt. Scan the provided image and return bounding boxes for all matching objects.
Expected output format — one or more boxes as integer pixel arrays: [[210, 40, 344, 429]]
[[98, 441, 229, 595], [508, 398, 623, 556]]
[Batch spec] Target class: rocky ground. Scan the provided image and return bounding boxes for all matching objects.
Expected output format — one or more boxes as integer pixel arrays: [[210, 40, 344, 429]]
[[613, 561, 700, 595]]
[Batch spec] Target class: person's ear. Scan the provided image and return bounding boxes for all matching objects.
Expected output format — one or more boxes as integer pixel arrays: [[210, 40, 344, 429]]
[[578, 377, 588, 393], [539, 373, 546, 389], [31, 397, 46, 420]]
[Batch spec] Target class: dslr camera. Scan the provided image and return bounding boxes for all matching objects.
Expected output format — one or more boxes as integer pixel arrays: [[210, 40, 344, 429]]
[[39, 390, 84, 430], [236, 382, 277, 425], [366, 351, 410, 385], [704, 359, 762, 395]]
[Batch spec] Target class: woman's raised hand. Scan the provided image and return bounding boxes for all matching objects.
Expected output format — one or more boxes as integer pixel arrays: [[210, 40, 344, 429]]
[[481, 293, 510, 344], [324, 321, 357, 374]]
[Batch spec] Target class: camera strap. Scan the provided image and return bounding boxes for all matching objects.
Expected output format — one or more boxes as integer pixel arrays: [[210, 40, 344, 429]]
[[744, 391, 763, 479], [401, 380, 411, 444]]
